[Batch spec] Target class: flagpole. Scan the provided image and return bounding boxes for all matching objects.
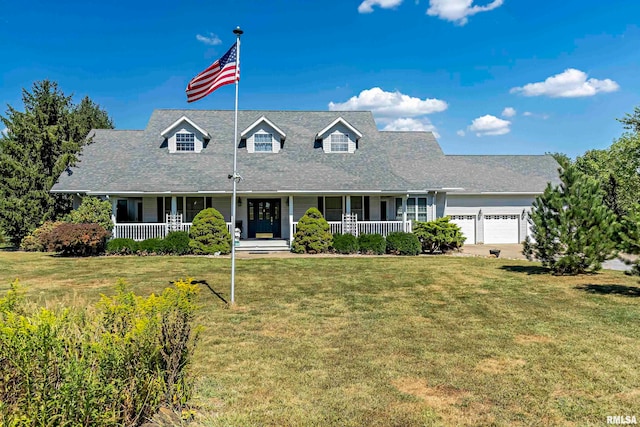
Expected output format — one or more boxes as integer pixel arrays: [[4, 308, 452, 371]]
[[230, 26, 243, 305]]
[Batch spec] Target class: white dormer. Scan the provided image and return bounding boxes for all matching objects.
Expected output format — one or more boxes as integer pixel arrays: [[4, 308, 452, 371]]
[[316, 117, 362, 153], [241, 116, 286, 154], [161, 116, 210, 154]]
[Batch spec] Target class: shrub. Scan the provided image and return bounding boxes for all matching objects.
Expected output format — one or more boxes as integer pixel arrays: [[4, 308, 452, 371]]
[[292, 208, 333, 254], [413, 217, 466, 254], [189, 208, 231, 255], [0, 279, 200, 426], [162, 231, 191, 255], [106, 238, 138, 255], [332, 233, 358, 254], [42, 223, 109, 256], [65, 196, 113, 233], [358, 233, 386, 255], [386, 231, 421, 256], [138, 237, 165, 254], [19, 221, 63, 252]]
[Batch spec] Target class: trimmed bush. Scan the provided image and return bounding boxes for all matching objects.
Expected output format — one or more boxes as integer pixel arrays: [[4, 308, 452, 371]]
[[162, 231, 191, 255], [358, 233, 386, 255], [386, 231, 421, 256], [292, 208, 333, 254], [0, 279, 200, 426], [106, 238, 138, 255], [20, 221, 63, 252], [332, 233, 359, 254], [65, 196, 113, 233], [189, 208, 231, 255], [413, 217, 466, 254], [138, 237, 164, 254], [42, 223, 109, 256]]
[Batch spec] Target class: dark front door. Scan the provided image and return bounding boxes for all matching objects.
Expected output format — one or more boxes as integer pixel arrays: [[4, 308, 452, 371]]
[[248, 199, 281, 238]]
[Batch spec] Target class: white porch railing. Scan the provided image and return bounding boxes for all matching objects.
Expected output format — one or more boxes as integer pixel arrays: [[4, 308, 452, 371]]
[[113, 222, 233, 241], [292, 220, 411, 237]]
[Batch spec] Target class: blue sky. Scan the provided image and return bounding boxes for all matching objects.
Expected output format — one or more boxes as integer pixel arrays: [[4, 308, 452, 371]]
[[1, 0, 639, 158]]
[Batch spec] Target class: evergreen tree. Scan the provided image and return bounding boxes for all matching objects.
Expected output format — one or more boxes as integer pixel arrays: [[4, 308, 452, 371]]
[[0, 80, 113, 245], [523, 164, 619, 275], [619, 203, 640, 276]]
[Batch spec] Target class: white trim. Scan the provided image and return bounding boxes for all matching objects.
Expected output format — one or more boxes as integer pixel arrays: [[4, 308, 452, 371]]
[[316, 117, 363, 140], [240, 116, 286, 139], [160, 116, 210, 139]]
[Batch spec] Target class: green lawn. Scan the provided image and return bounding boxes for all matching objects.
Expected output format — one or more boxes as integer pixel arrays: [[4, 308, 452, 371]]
[[1, 251, 639, 426]]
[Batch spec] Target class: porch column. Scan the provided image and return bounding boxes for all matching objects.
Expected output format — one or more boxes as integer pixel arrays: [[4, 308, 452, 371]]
[[110, 198, 117, 238], [171, 196, 177, 216], [345, 195, 351, 214], [288, 195, 294, 247], [402, 195, 408, 232]]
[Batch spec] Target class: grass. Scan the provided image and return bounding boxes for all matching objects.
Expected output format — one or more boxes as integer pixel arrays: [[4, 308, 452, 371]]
[[1, 251, 640, 426]]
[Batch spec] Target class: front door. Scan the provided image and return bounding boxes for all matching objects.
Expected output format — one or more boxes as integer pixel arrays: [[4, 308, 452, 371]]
[[248, 199, 281, 238]]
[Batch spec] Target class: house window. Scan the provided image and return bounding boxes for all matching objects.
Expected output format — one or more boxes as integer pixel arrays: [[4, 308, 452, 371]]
[[396, 197, 428, 221], [330, 133, 349, 152], [186, 197, 205, 222], [325, 196, 343, 221], [254, 133, 273, 152], [176, 133, 195, 151], [351, 196, 363, 221]]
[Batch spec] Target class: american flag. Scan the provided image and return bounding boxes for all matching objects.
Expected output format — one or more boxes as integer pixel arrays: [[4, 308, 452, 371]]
[[186, 43, 239, 103]]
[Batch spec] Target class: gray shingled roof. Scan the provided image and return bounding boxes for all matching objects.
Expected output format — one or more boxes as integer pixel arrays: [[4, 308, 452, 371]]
[[52, 109, 560, 194]]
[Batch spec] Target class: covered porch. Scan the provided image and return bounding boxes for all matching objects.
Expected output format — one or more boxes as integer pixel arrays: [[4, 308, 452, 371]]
[[108, 192, 440, 246]]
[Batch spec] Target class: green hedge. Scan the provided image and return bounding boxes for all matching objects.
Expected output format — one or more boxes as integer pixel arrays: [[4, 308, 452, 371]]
[[106, 238, 138, 255], [189, 208, 231, 255], [332, 233, 359, 254], [357, 233, 386, 255], [386, 232, 421, 256], [413, 217, 466, 254], [292, 208, 332, 254], [162, 231, 191, 255]]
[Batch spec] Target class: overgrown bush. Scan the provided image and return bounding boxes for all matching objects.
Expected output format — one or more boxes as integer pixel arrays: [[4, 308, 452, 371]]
[[357, 233, 386, 255], [162, 231, 191, 255], [106, 238, 138, 255], [42, 223, 109, 256], [0, 279, 200, 426], [413, 217, 466, 254], [189, 208, 231, 255], [386, 231, 421, 256], [292, 208, 333, 254], [65, 196, 114, 233], [138, 237, 165, 254], [332, 233, 358, 254], [19, 220, 64, 252]]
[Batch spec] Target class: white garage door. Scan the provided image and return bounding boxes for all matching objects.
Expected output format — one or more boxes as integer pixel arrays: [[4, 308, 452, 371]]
[[484, 214, 519, 244], [449, 215, 476, 244]]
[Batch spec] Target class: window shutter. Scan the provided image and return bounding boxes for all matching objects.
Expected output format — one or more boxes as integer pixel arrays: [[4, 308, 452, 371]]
[[157, 197, 163, 222], [317, 197, 324, 217], [364, 196, 370, 221]]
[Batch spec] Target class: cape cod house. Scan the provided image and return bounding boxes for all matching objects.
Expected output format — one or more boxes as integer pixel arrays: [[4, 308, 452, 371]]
[[51, 109, 560, 250]]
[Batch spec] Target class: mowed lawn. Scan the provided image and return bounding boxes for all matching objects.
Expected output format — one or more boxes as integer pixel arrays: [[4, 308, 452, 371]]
[[1, 251, 640, 426]]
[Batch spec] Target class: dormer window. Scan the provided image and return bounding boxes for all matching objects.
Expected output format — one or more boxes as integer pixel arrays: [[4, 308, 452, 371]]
[[176, 133, 195, 151], [330, 133, 349, 152], [254, 133, 273, 152]]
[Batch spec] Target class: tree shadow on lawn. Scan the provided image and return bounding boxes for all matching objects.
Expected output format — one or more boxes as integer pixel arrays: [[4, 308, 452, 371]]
[[575, 284, 640, 297], [499, 265, 550, 275]]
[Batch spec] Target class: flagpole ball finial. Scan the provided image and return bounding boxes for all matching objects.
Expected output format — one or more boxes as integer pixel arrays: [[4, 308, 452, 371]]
[[233, 26, 243, 36]]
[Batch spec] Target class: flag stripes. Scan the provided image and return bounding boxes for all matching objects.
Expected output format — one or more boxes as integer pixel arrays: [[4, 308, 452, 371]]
[[186, 43, 238, 103]]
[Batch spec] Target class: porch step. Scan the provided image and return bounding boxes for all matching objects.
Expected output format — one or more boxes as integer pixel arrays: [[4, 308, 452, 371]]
[[235, 239, 290, 252]]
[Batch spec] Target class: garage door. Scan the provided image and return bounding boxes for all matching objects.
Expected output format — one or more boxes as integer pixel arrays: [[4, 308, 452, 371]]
[[449, 215, 476, 244], [483, 214, 519, 244]]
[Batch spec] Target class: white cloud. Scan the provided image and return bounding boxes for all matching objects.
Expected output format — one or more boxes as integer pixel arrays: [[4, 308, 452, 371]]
[[510, 68, 619, 98], [456, 129, 466, 137], [329, 87, 448, 118], [523, 111, 550, 120], [196, 32, 222, 46], [382, 118, 440, 137], [358, 0, 403, 13], [501, 107, 516, 118], [426, 0, 504, 25], [468, 114, 511, 136]]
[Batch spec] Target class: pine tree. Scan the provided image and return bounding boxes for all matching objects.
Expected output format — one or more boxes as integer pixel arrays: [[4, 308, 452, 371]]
[[523, 164, 619, 274], [0, 81, 113, 246], [619, 203, 640, 276]]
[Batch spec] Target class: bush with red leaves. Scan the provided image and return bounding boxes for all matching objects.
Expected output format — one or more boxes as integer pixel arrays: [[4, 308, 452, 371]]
[[43, 223, 110, 256]]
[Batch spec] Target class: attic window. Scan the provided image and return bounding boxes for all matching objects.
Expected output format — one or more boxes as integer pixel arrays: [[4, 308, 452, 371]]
[[176, 133, 195, 151], [330, 133, 349, 152], [254, 133, 273, 152]]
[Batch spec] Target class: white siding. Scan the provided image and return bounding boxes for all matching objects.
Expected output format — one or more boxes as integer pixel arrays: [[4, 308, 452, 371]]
[[369, 196, 381, 221], [142, 197, 157, 222], [246, 123, 282, 154], [293, 196, 316, 221], [322, 124, 357, 154]]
